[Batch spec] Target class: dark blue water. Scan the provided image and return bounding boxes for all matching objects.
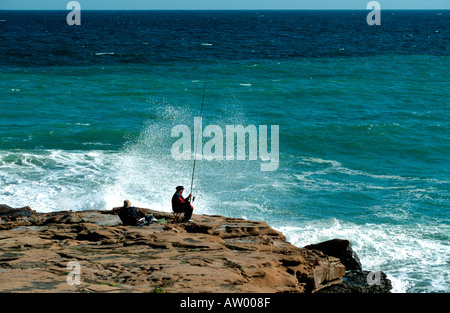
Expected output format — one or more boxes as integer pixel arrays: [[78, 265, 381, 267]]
[[0, 10, 449, 292], [1, 10, 449, 67]]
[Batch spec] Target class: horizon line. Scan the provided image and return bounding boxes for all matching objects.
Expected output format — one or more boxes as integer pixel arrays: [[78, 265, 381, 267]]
[[1, 8, 449, 11]]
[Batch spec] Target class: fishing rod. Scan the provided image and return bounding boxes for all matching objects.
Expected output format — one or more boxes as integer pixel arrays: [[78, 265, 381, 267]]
[[189, 76, 208, 203]]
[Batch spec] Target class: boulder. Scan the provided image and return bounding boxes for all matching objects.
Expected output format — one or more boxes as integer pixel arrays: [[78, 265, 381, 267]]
[[0, 204, 36, 220], [304, 238, 362, 271], [304, 239, 392, 293], [316, 270, 392, 293]]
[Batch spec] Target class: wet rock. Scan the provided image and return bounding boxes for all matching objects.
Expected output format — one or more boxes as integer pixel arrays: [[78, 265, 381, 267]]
[[316, 270, 392, 293], [304, 238, 362, 271]]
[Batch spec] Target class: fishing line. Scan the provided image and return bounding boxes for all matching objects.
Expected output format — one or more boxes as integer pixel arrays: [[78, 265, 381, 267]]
[[190, 75, 208, 202]]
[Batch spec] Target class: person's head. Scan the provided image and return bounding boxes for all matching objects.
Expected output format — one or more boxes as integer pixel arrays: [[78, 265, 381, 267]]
[[123, 200, 131, 208], [176, 186, 184, 195]]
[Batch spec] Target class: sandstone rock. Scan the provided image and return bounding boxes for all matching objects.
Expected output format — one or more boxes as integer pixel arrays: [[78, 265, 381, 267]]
[[0, 204, 36, 221], [0, 205, 391, 293], [0, 235, 53, 250]]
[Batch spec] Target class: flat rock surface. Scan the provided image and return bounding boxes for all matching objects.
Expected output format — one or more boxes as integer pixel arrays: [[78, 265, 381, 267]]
[[0, 206, 389, 293]]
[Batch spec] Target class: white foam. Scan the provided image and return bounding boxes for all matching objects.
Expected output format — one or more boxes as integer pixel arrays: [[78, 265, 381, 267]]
[[0, 149, 119, 212], [94, 52, 115, 56], [294, 156, 448, 212], [301, 156, 450, 186], [275, 219, 450, 293], [0, 149, 180, 214]]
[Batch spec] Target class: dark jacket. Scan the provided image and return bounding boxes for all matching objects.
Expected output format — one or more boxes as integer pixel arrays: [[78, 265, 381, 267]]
[[172, 192, 189, 213], [118, 206, 142, 226]]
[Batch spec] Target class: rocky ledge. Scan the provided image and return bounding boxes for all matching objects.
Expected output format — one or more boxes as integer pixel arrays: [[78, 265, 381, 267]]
[[0, 204, 391, 293]]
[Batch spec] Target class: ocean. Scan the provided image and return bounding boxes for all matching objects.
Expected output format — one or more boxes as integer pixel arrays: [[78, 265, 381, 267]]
[[0, 10, 449, 293]]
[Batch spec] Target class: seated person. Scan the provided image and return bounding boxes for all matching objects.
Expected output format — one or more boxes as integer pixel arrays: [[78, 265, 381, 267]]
[[171, 186, 194, 222], [118, 200, 156, 226]]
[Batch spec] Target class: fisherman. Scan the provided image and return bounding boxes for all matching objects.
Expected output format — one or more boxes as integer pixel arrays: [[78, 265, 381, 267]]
[[171, 186, 194, 222], [118, 200, 156, 226]]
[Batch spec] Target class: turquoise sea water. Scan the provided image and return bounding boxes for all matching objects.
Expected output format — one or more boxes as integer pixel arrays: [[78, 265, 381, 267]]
[[0, 11, 449, 292]]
